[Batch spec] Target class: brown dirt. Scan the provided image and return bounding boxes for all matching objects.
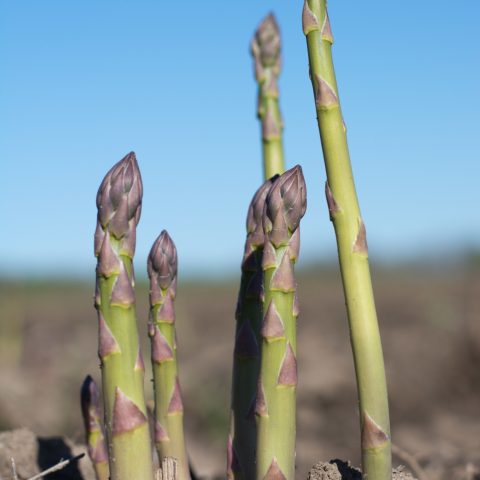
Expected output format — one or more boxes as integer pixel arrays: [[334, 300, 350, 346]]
[[0, 428, 95, 480], [1, 263, 480, 479], [307, 460, 416, 480]]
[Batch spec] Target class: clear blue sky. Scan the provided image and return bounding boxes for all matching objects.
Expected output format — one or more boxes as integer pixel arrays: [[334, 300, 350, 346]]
[[1, 1, 479, 278]]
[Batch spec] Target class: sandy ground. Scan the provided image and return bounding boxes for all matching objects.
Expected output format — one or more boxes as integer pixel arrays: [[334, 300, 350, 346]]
[[0, 262, 479, 479]]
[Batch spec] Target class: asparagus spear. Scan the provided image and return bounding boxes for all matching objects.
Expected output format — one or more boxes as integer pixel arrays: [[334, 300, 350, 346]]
[[80, 376, 109, 480], [252, 13, 286, 179], [228, 177, 277, 480], [227, 15, 288, 477], [302, 2, 391, 478], [255, 166, 306, 480], [94, 152, 154, 480], [147, 231, 190, 480]]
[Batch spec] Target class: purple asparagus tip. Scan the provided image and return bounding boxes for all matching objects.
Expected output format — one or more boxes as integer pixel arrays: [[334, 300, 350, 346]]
[[252, 13, 281, 70], [148, 230, 178, 297], [80, 376, 109, 465], [242, 177, 278, 273], [80, 375, 101, 432], [96, 151, 143, 241], [246, 176, 278, 246], [264, 165, 307, 247]]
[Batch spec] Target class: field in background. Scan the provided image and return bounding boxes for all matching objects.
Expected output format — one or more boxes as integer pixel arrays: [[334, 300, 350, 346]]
[[1, 262, 480, 479]]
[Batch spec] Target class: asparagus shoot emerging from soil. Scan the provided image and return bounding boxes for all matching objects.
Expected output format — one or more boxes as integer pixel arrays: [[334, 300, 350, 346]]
[[252, 13, 286, 179], [228, 177, 277, 480], [303, 2, 392, 479], [94, 152, 154, 480], [80, 376, 109, 480], [255, 166, 306, 480], [148, 231, 190, 480]]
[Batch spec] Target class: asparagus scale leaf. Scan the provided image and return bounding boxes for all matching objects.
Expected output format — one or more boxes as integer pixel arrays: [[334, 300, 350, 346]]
[[303, 2, 392, 479], [94, 152, 154, 480], [255, 166, 306, 480], [148, 231, 191, 480]]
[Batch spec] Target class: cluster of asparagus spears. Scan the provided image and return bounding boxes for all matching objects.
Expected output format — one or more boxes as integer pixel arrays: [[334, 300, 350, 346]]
[[80, 2, 391, 480]]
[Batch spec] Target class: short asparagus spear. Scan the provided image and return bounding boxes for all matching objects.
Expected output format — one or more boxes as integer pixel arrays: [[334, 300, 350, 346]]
[[302, 2, 392, 479], [80, 376, 109, 480], [252, 13, 286, 179], [147, 231, 190, 480], [228, 177, 277, 480], [94, 152, 154, 480], [255, 166, 306, 480]]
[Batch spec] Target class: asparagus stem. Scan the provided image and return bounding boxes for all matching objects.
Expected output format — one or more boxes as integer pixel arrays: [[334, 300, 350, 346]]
[[80, 376, 109, 480], [302, 2, 392, 478], [228, 177, 277, 480], [148, 231, 190, 480], [252, 13, 286, 179], [94, 152, 154, 480], [255, 166, 306, 480]]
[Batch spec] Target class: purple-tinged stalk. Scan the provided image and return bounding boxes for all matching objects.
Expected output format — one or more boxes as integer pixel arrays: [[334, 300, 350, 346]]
[[148, 231, 190, 480], [94, 152, 154, 480], [228, 177, 277, 480], [255, 166, 306, 480], [80, 376, 109, 480], [252, 13, 285, 179], [303, 2, 391, 479]]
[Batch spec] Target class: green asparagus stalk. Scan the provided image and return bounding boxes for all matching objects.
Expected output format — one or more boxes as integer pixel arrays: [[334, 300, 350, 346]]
[[228, 177, 277, 480], [228, 16, 288, 475], [80, 376, 109, 480], [94, 152, 154, 480], [252, 13, 286, 179], [147, 231, 190, 480], [255, 166, 306, 480], [302, 2, 392, 478]]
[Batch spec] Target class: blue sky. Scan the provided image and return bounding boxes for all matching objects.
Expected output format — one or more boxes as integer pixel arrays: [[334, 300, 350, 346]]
[[1, 1, 479, 278]]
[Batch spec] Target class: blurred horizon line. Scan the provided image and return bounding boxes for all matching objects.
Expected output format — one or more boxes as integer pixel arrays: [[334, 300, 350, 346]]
[[1, 246, 479, 283]]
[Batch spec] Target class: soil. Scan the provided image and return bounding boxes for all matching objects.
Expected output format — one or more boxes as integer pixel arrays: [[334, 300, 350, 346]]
[[0, 428, 95, 480], [307, 461, 415, 480], [1, 264, 480, 479], [0, 429, 418, 480]]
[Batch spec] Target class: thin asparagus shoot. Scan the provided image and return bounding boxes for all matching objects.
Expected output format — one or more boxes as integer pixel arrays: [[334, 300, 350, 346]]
[[148, 231, 190, 480], [227, 14, 288, 476], [255, 166, 306, 480], [302, 2, 391, 478], [80, 376, 109, 480], [252, 13, 286, 179], [94, 152, 154, 480], [228, 177, 277, 480]]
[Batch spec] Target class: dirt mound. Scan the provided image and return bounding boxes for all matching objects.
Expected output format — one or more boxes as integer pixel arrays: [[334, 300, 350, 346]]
[[0, 429, 94, 480], [308, 460, 416, 480]]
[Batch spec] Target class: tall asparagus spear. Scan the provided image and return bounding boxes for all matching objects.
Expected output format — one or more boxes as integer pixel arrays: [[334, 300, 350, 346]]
[[302, 2, 392, 479], [228, 177, 277, 480], [255, 166, 306, 480], [80, 376, 109, 480], [252, 13, 286, 179], [94, 152, 154, 480], [147, 231, 190, 480]]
